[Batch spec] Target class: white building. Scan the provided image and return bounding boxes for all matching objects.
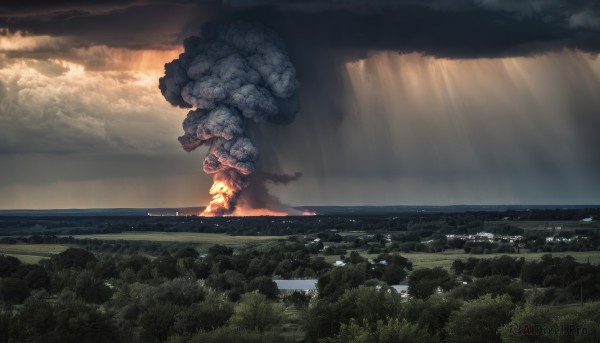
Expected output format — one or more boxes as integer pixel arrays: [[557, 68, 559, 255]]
[[391, 285, 409, 298], [274, 279, 318, 296], [475, 232, 494, 241]]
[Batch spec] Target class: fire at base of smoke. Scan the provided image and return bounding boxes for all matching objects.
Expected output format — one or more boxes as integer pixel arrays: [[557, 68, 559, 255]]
[[159, 21, 300, 216]]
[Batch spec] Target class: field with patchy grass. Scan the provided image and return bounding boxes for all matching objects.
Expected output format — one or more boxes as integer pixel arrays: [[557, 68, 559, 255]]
[[65, 232, 287, 246], [322, 249, 600, 270], [493, 220, 600, 231], [0, 243, 70, 263], [3, 254, 46, 264]]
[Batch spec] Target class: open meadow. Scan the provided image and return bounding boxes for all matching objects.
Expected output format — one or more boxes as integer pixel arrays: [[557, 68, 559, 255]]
[[0, 243, 70, 263], [491, 220, 599, 231], [3, 232, 599, 271], [322, 249, 600, 270], [64, 232, 287, 245]]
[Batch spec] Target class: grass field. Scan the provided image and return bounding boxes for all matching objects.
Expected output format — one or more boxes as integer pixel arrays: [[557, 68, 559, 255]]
[[66, 232, 287, 245], [4, 233, 598, 270], [4, 254, 46, 264], [0, 244, 70, 263], [494, 220, 600, 231], [323, 249, 600, 270]]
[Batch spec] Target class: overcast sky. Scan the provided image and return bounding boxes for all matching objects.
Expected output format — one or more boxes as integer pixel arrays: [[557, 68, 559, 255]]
[[1, 0, 600, 209]]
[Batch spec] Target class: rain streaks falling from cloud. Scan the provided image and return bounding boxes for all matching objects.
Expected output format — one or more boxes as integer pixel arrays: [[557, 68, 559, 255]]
[[1, 0, 600, 209]]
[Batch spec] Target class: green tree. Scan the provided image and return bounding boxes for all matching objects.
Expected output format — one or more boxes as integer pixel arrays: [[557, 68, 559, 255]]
[[493, 255, 523, 278], [335, 286, 402, 329], [182, 326, 278, 343], [208, 245, 233, 258], [451, 275, 524, 303], [446, 294, 514, 343], [8, 298, 55, 343], [0, 255, 21, 277], [401, 295, 462, 341], [11, 264, 50, 290], [17, 300, 120, 343], [150, 277, 205, 306], [0, 311, 10, 343], [172, 293, 233, 334], [119, 254, 150, 273], [334, 318, 431, 343], [92, 261, 118, 279], [382, 264, 407, 285], [286, 291, 310, 309], [302, 299, 340, 342], [74, 270, 112, 304], [55, 301, 118, 342], [407, 267, 454, 299], [348, 251, 367, 264], [152, 254, 179, 279], [229, 291, 280, 332], [0, 277, 29, 304], [520, 261, 543, 285], [472, 259, 496, 277], [318, 264, 366, 300], [140, 303, 182, 343], [390, 254, 413, 271], [500, 302, 600, 343], [174, 247, 199, 259], [52, 248, 97, 270], [248, 276, 279, 299], [451, 259, 465, 275], [499, 305, 558, 343]]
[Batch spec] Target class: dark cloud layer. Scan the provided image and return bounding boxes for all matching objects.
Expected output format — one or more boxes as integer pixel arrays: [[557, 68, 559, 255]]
[[5, 0, 599, 123], [2, 0, 600, 55], [235, 3, 600, 59], [1, 0, 600, 208], [0, 1, 213, 50], [0, 0, 600, 57]]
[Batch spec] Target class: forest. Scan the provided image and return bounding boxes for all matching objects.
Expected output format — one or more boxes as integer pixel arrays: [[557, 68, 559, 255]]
[[1, 208, 600, 342]]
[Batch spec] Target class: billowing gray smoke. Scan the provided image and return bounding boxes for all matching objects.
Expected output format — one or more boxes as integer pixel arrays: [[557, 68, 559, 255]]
[[159, 21, 299, 216]]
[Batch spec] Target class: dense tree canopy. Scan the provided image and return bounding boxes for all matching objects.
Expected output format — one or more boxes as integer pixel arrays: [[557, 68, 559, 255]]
[[0, 221, 599, 343]]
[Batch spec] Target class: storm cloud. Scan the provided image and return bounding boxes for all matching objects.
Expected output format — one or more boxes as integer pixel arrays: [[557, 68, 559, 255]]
[[1, 0, 600, 209], [2, 0, 600, 58]]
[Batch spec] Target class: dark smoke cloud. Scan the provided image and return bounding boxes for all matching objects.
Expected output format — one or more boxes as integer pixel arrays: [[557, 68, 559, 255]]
[[258, 171, 302, 185], [159, 21, 299, 215], [238, 170, 303, 213]]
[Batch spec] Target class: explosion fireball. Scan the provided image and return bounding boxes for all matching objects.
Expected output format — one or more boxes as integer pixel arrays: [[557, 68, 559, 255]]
[[202, 170, 244, 216], [159, 22, 300, 216]]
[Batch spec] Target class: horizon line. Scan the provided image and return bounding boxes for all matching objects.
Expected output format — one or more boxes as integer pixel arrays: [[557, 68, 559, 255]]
[[1, 204, 599, 212]]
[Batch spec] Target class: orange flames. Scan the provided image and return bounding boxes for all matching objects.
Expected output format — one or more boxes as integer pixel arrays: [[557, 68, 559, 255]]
[[201, 180, 236, 216], [202, 206, 316, 217], [200, 171, 317, 217], [202, 203, 317, 216], [231, 207, 289, 216]]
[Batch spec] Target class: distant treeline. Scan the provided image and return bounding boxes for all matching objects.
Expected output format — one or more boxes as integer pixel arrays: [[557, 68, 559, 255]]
[[0, 208, 599, 237]]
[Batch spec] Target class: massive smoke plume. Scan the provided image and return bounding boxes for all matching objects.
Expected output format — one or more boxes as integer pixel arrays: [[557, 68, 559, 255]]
[[159, 21, 299, 216]]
